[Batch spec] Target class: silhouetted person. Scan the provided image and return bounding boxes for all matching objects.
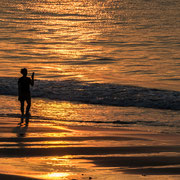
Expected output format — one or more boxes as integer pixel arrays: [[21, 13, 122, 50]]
[[18, 68, 34, 119]]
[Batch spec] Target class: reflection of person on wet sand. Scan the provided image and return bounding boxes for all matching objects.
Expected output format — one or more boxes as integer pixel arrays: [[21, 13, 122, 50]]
[[16, 121, 29, 137], [18, 68, 34, 122]]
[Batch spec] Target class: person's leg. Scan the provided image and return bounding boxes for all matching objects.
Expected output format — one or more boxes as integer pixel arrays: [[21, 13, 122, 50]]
[[25, 98, 31, 116], [20, 100, 24, 117]]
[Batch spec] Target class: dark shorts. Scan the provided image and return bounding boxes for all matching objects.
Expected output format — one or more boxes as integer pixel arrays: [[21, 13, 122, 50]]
[[18, 93, 31, 101]]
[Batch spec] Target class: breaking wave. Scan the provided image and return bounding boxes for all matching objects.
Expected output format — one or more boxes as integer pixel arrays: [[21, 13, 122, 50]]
[[0, 77, 179, 110]]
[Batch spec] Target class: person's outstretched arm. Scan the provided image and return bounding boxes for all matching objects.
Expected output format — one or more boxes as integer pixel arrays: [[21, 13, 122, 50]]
[[31, 72, 34, 86]]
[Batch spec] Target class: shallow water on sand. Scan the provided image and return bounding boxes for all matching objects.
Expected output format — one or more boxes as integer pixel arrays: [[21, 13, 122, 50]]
[[0, 96, 180, 134]]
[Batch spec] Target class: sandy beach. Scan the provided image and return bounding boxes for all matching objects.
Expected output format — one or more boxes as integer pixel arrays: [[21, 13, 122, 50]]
[[0, 96, 180, 180]]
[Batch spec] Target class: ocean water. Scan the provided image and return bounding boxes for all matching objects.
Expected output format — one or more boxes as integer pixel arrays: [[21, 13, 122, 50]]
[[0, 0, 179, 132]]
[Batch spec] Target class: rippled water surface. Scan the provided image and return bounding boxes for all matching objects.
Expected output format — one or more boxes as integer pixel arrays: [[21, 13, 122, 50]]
[[0, 0, 179, 90]]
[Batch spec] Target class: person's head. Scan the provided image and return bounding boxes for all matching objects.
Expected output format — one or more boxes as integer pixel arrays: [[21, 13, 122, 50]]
[[21, 68, 27, 76]]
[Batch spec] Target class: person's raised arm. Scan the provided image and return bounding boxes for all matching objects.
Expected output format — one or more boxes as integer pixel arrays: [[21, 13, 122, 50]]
[[31, 72, 34, 86]]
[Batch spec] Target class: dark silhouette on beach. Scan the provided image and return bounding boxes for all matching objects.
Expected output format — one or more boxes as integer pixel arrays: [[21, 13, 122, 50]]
[[18, 68, 34, 120]]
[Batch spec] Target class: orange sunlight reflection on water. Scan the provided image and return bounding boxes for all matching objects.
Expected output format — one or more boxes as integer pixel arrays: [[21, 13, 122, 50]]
[[41, 172, 70, 179], [32, 100, 80, 122]]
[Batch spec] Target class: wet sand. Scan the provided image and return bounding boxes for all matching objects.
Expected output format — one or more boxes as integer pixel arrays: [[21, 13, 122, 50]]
[[0, 174, 39, 180], [0, 115, 180, 180]]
